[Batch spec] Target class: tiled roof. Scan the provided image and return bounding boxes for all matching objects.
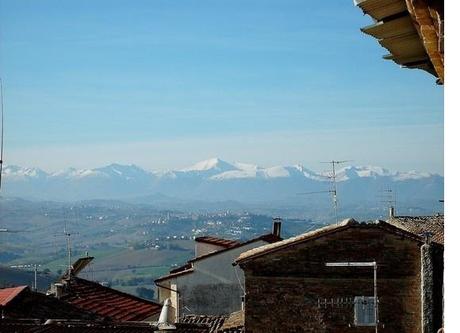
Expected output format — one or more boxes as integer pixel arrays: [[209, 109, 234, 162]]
[[236, 219, 355, 264], [155, 268, 195, 283], [194, 236, 240, 248], [61, 277, 161, 321], [218, 310, 244, 333], [388, 215, 444, 244], [0, 286, 98, 320], [190, 234, 282, 263], [0, 319, 154, 332], [181, 314, 227, 333], [155, 233, 282, 283], [235, 219, 425, 264], [0, 285, 27, 306]]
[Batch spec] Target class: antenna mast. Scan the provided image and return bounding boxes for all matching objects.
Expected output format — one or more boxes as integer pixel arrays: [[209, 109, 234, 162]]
[[321, 160, 352, 223], [0, 78, 4, 190], [298, 160, 352, 224], [377, 188, 396, 218], [55, 222, 79, 277]]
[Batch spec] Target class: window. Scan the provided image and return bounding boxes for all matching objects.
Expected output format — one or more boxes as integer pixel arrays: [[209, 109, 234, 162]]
[[354, 296, 376, 326]]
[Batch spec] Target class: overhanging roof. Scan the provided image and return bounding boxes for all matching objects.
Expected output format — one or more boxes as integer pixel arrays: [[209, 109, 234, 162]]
[[355, 0, 444, 83]]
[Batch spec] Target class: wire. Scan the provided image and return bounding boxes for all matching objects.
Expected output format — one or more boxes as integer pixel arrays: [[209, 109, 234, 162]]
[[233, 264, 245, 293]]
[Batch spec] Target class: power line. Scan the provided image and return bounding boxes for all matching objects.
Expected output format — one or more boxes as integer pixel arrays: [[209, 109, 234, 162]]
[[10, 263, 44, 291]]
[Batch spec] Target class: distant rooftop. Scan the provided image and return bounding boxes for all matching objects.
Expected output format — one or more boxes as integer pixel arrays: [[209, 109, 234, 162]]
[[60, 277, 161, 321], [388, 214, 444, 244], [156, 233, 282, 283], [194, 236, 240, 249], [0, 286, 27, 307], [0, 319, 154, 333], [0, 286, 97, 320]]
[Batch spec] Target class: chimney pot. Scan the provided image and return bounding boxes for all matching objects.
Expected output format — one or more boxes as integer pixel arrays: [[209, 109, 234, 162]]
[[389, 206, 395, 218], [272, 218, 282, 238]]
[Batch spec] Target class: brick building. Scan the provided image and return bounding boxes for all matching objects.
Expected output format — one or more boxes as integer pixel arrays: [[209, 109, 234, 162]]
[[235, 218, 443, 333]]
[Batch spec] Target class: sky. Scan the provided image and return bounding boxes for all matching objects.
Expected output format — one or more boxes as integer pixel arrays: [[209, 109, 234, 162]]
[[0, 0, 444, 174]]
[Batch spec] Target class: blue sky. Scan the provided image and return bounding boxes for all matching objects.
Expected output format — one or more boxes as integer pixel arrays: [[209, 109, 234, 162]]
[[0, 0, 443, 173]]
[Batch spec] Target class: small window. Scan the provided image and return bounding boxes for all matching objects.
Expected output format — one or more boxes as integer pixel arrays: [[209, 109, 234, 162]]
[[354, 296, 376, 326]]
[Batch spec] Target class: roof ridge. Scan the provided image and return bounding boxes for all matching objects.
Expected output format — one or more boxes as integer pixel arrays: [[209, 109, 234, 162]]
[[234, 218, 369, 264], [71, 277, 159, 305]]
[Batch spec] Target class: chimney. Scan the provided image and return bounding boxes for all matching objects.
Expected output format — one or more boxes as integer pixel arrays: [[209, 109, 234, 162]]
[[54, 283, 64, 299], [389, 206, 395, 218], [272, 218, 282, 238], [157, 298, 176, 330]]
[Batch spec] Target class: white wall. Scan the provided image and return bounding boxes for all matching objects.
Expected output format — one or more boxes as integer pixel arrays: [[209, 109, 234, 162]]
[[157, 239, 269, 317]]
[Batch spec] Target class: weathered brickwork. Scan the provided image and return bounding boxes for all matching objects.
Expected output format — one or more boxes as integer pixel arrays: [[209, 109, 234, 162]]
[[241, 226, 424, 333]]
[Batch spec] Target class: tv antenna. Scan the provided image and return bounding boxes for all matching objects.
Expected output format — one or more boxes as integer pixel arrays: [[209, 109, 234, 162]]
[[321, 160, 352, 223], [0, 78, 4, 190], [298, 160, 352, 223], [377, 188, 396, 218], [54, 223, 79, 277]]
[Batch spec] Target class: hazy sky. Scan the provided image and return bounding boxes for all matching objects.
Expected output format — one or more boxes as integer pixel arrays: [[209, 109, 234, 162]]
[[0, 0, 443, 173]]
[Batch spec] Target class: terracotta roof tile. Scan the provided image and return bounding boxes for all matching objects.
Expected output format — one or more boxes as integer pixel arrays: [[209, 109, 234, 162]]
[[190, 233, 282, 263], [235, 218, 428, 264], [218, 310, 244, 333], [61, 277, 161, 321], [0, 287, 98, 320], [388, 215, 444, 244], [0, 319, 154, 332], [155, 233, 282, 283], [0, 285, 28, 306], [181, 314, 227, 333], [236, 219, 355, 264]]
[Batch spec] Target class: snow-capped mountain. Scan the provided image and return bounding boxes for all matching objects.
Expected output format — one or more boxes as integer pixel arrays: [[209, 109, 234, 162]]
[[1, 158, 443, 206]]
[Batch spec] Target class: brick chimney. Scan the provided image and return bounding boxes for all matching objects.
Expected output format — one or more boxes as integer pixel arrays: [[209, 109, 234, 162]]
[[272, 218, 282, 238]]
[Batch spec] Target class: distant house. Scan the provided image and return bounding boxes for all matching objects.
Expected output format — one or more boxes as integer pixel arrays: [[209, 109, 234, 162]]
[[155, 219, 283, 318], [235, 218, 443, 333], [48, 256, 162, 322]]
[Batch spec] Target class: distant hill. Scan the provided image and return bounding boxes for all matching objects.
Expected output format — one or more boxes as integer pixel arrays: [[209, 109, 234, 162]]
[[1, 158, 443, 213]]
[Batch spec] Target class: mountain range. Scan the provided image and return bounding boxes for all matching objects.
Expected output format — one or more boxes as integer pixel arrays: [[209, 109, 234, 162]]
[[1, 158, 443, 214]]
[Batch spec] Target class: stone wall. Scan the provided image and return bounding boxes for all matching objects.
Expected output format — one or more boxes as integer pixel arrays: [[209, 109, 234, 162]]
[[241, 226, 424, 333]]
